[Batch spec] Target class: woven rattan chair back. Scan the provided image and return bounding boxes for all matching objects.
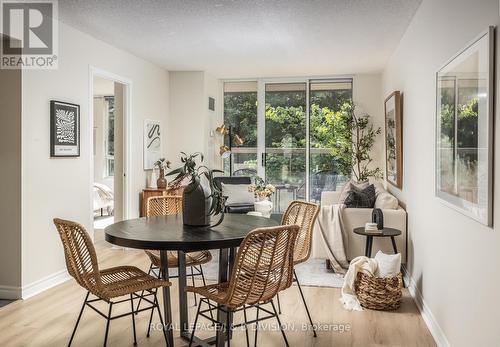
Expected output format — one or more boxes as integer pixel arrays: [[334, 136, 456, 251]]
[[282, 201, 320, 265], [146, 195, 182, 217], [53, 218, 101, 291], [225, 224, 299, 308]]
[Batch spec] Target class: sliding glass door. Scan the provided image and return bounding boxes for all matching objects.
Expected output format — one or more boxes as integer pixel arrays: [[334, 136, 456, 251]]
[[264, 83, 307, 212], [223, 78, 353, 211], [309, 80, 352, 202], [223, 81, 258, 176]]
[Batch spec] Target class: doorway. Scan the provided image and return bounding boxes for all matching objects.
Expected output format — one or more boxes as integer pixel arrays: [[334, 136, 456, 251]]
[[90, 68, 131, 239]]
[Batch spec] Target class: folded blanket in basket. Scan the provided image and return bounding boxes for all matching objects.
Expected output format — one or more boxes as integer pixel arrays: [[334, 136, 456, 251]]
[[340, 251, 401, 311]]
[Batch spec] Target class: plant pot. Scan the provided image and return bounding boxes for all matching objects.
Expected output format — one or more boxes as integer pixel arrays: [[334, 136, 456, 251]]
[[254, 198, 273, 218], [182, 182, 211, 226], [157, 168, 167, 189]]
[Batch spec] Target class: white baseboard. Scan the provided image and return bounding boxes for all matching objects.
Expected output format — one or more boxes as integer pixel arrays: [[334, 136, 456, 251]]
[[403, 269, 450, 347], [22, 269, 70, 300], [0, 285, 22, 300]]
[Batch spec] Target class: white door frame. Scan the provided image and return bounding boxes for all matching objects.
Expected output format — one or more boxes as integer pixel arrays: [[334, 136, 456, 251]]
[[88, 66, 132, 240]]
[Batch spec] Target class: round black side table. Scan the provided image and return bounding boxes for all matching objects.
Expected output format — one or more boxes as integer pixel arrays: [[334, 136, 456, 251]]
[[353, 227, 402, 258]]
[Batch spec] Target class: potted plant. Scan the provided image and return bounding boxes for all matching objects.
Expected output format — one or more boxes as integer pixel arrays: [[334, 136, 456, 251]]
[[154, 158, 171, 189], [167, 152, 226, 227], [248, 176, 275, 217]]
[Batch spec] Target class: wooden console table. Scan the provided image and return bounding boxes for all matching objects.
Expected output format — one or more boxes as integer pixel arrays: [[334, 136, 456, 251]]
[[140, 187, 183, 217]]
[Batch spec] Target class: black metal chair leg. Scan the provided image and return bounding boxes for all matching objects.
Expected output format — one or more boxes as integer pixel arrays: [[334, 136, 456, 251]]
[[153, 293, 169, 347], [276, 292, 282, 314], [226, 310, 232, 347], [294, 270, 316, 337], [146, 289, 158, 337], [103, 303, 113, 347], [243, 306, 250, 347], [190, 266, 197, 305], [253, 306, 259, 347], [189, 301, 202, 347], [271, 300, 289, 347], [68, 291, 89, 347], [199, 266, 215, 322], [136, 264, 153, 314], [130, 294, 137, 346]]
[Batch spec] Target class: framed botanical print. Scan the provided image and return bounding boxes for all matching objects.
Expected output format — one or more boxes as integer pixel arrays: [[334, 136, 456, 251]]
[[384, 91, 402, 188], [50, 100, 80, 157], [436, 26, 495, 226], [143, 119, 161, 170]]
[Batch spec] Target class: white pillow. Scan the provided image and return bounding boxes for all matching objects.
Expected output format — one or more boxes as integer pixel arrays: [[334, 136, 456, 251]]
[[374, 251, 401, 278], [375, 191, 399, 209], [221, 183, 255, 205]]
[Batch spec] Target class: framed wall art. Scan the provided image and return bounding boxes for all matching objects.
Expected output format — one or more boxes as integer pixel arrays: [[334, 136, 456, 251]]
[[143, 119, 161, 170], [50, 100, 80, 157], [435, 26, 495, 226], [384, 91, 403, 188]]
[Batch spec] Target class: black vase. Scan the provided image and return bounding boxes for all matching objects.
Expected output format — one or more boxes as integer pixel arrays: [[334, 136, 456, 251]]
[[182, 182, 211, 226], [372, 208, 384, 230]]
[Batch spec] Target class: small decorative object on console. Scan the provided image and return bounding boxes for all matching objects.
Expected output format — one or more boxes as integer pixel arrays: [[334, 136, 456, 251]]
[[154, 158, 171, 189], [372, 208, 384, 230]]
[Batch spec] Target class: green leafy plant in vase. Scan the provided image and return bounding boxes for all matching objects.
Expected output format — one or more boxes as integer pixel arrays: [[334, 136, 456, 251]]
[[167, 152, 226, 227]]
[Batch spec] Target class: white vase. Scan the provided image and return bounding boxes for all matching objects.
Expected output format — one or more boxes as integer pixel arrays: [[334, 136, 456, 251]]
[[254, 198, 273, 218]]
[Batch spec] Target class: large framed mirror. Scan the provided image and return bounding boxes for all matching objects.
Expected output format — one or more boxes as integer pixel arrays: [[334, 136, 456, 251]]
[[384, 91, 402, 188], [436, 26, 494, 226]]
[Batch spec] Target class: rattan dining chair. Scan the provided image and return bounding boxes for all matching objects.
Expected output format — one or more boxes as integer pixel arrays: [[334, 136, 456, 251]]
[[137, 195, 212, 310], [53, 218, 171, 347], [276, 200, 320, 337], [186, 224, 300, 347]]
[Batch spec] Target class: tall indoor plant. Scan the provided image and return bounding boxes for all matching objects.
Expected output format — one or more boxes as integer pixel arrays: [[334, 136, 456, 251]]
[[331, 102, 382, 181], [167, 152, 226, 227]]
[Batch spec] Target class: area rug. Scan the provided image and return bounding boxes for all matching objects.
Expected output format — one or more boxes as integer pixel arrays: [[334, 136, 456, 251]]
[[169, 251, 344, 288]]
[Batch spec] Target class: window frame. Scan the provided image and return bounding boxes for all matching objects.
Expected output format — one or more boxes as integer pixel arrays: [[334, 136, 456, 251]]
[[222, 76, 354, 203]]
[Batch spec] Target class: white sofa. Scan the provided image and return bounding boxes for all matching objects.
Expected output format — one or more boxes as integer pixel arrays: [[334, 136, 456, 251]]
[[315, 190, 407, 263]]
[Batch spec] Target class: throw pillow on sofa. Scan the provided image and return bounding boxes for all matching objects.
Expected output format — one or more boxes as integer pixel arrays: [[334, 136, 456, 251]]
[[339, 179, 370, 204], [373, 182, 399, 209], [221, 183, 255, 205], [344, 184, 376, 208]]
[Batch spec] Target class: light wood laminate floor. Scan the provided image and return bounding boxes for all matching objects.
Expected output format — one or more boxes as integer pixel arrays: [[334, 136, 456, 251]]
[[0, 231, 436, 347]]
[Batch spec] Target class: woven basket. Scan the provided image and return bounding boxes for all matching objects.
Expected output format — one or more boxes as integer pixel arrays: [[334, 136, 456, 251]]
[[354, 272, 403, 311]]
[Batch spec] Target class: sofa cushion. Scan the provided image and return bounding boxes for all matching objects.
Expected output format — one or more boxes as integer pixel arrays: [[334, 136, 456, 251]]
[[221, 183, 254, 205], [373, 182, 399, 209], [344, 184, 376, 208], [375, 191, 399, 209], [339, 180, 370, 204]]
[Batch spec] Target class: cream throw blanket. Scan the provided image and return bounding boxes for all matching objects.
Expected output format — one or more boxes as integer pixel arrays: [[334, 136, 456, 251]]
[[340, 256, 378, 311], [314, 204, 350, 274]]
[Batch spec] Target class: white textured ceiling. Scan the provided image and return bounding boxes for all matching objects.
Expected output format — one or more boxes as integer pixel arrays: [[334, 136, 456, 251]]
[[59, 0, 421, 78]]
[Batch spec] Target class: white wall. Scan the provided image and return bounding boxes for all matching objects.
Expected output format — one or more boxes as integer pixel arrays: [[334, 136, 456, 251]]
[[353, 74, 385, 176], [382, 0, 499, 345], [20, 21, 169, 294], [167, 71, 222, 169]]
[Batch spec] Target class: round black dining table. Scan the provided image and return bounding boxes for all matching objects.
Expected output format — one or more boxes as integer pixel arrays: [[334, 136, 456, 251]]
[[105, 213, 279, 347]]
